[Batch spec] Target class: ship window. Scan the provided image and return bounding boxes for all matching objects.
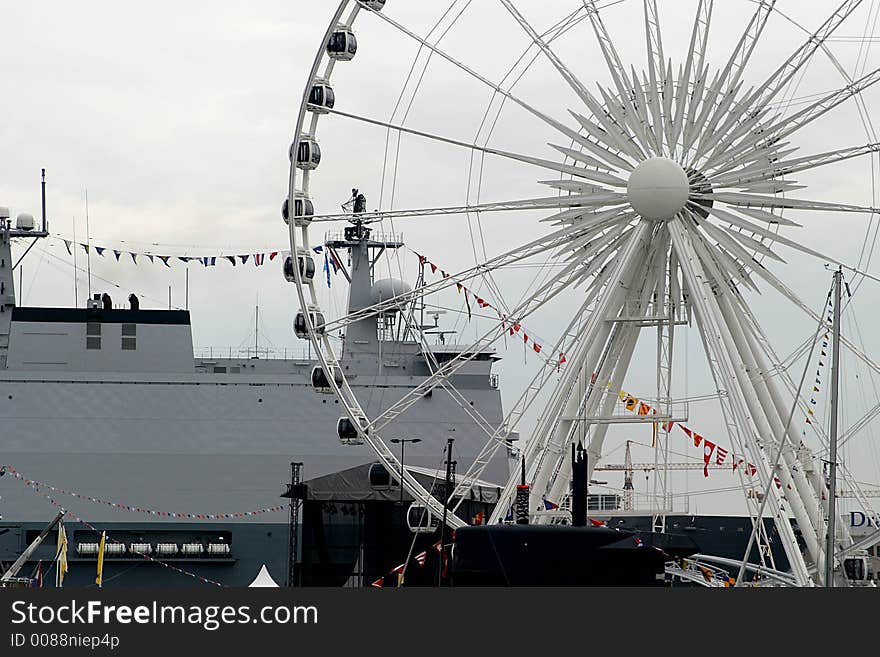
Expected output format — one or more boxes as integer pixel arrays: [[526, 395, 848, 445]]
[[122, 337, 137, 350], [87, 322, 101, 336], [122, 323, 137, 337], [86, 337, 101, 350], [213, 366, 227, 374], [86, 322, 101, 349]]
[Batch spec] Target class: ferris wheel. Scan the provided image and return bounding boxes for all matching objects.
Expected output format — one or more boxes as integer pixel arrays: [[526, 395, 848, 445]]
[[285, 0, 880, 586]]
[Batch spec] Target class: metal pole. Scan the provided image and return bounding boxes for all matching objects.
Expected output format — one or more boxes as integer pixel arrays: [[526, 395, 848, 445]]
[[825, 268, 842, 587], [439, 437, 454, 586], [399, 440, 406, 505], [40, 169, 47, 233]]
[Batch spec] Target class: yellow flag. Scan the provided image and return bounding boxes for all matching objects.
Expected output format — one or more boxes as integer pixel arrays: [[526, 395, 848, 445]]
[[55, 523, 69, 587], [95, 532, 106, 588]]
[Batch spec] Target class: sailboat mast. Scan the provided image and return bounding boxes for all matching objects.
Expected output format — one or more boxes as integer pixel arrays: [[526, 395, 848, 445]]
[[825, 267, 842, 587]]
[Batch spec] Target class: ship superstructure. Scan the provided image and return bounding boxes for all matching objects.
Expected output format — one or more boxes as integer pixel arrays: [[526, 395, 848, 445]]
[[0, 195, 513, 586]]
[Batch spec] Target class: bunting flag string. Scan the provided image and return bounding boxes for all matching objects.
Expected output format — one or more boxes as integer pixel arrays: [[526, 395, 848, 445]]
[[371, 538, 454, 588], [412, 250, 566, 370], [1, 466, 285, 520], [22, 483, 225, 587], [52, 236, 291, 271], [616, 391, 760, 479]]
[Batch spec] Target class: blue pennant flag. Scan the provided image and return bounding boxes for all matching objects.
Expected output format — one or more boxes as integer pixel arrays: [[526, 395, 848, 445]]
[[323, 252, 331, 288]]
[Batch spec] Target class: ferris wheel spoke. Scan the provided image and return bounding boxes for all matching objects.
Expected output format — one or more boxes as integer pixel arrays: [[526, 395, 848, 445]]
[[321, 105, 627, 186], [691, 219, 759, 292], [700, 203, 847, 265], [688, 1, 775, 159], [565, 110, 640, 169], [582, 1, 636, 118], [745, 67, 880, 156], [689, 79, 747, 165], [361, 4, 616, 157], [497, 0, 598, 112], [547, 143, 616, 172], [307, 194, 621, 224], [705, 191, 878, 214], [697, 107, 774, 172], [642, 0, 667, 154], [710, 142, 880, 189], [706, 141, 797, 180], [320, 215, 613, 336], [670, 0, 712, 154], [744, 0, 865, 113], [628, 67, 663, 155]]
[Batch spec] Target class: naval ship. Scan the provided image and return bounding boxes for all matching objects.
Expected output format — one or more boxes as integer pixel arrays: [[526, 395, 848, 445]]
[[0, 189, 513, 586]]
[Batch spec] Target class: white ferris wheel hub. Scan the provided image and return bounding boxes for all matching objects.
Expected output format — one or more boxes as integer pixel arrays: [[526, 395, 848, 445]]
[[626, 157, 690, 221]]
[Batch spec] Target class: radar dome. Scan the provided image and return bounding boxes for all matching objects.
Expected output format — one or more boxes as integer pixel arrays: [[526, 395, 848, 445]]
[[15, 213, 35, 231], [371, 278, 412, 312]]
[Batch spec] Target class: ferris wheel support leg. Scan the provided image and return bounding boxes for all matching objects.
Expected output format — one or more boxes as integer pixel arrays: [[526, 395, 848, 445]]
[[542, 234, 670, 511], [714, 290, 827, 569], [526, 222, 653, 512], [668, 218, 812, 586]]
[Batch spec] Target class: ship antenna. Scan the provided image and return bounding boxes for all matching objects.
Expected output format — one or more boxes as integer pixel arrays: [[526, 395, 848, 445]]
[[40, 169, 47, 233], [85, 189, 92, 300]]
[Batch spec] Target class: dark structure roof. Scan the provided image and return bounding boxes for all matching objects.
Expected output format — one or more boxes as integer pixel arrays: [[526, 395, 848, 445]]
[[12, 307, 191, 326], [285, 462, 501, 504]]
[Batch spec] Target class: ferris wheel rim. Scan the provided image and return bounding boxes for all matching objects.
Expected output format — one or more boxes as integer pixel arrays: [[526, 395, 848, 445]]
[[285, 0, 880, 566]]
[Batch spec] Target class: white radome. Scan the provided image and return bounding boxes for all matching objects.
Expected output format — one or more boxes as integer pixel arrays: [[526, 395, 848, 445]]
[[371, 278, 412, 312], [626, 157, 690, 221]]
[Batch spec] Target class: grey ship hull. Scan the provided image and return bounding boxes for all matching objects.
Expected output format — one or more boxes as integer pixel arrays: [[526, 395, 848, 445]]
[[0, 371, 510, 587]]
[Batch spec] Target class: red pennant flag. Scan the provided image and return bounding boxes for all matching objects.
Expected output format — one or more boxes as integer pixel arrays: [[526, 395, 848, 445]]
[[703, 440, 716, 477], [456, 282, 463, 293], [429, 263, 437, 274], [715, 446, 729, 466], [269, 251, 279, 261], [371, 577, 384, 588], [559, 354, 567, 365], [513, 323, 521, 332], [509, 327, 515, 336], [533, 343, 542, 354], [774, 477, 782, 489], [523, 333, 529, 344], [442, 271, 450, 279], [415, 551, 427, 566], [747, 464, 758, 477], [433, 540, 442, 554], [733, 457, 744, 471], [418, 254, 427, 265], [637, 402, 650, 416], [663, 421, 675, 432], [589, 518, 607, 527]]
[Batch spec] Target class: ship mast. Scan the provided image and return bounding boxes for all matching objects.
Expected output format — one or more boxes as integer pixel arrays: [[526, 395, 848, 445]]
[[825, 267, 843, 587]]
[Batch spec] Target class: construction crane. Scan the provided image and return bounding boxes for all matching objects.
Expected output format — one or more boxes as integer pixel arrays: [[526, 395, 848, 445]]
[[596, 454, 880, 498]]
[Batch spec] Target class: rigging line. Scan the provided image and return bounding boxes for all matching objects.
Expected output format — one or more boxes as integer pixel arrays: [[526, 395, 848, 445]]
[[465, 10, 589, 327], [377, 0, 461, 211], [382, 1, 473, 289], [35, 247, 179, 310], [465, 7, 584, 317], [736, 280, 831, 586], [399, 449, 447, 585]]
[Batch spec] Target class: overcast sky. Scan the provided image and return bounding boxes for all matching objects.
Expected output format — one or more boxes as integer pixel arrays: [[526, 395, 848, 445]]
[[4, 1, 880, 514]]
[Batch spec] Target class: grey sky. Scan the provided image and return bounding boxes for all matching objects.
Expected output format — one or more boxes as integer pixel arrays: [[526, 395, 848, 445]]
[[4, 1, 880, 512]]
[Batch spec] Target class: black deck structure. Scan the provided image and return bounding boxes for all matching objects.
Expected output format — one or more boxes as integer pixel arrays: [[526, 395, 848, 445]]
[[287, 462, 497, 587]]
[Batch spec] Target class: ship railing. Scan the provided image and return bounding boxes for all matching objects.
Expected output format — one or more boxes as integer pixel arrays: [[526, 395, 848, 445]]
[[194, 346, 317, 362]]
